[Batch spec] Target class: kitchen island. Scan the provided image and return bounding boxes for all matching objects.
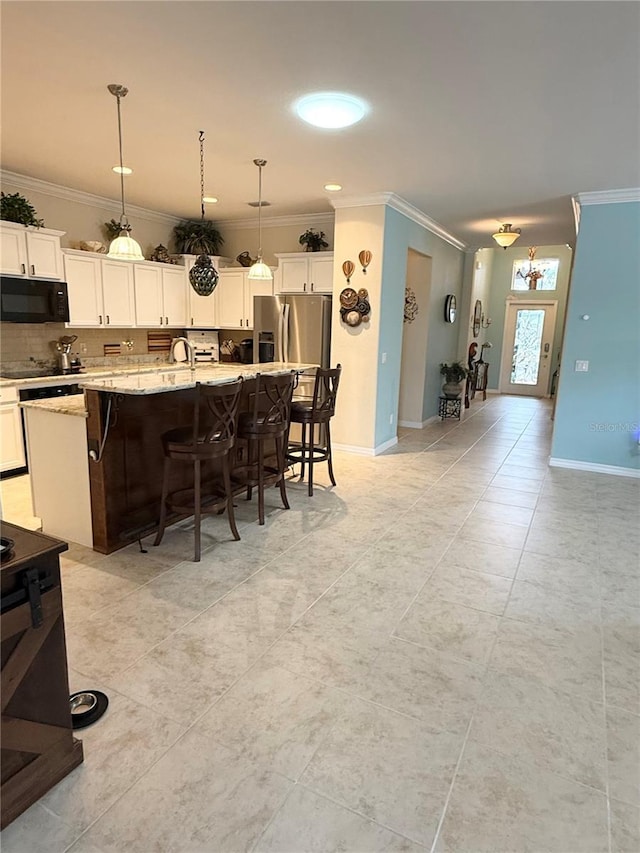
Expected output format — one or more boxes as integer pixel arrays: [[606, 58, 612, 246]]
[[77, 362, 314, 554]]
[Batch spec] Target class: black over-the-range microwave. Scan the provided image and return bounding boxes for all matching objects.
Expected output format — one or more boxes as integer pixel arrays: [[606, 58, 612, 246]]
[[0, 276, 70, 323]]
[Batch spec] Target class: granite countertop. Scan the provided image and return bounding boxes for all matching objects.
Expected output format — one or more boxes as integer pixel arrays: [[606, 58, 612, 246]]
[[80, 362, 316, 395], [19, 395, 89, 418], [0, 363, 194, 389]]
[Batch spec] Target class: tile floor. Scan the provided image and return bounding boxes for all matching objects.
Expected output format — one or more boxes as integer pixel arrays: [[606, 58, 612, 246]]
[[1, 395, 638, 853]]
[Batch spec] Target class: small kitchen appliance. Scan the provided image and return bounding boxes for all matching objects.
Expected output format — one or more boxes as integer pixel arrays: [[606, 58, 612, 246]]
[[184, 330, 220, 363], [54, 335, 80, 374]]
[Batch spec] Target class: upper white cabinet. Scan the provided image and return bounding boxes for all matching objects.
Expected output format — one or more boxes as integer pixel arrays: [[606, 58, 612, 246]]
[[0, 222, 64, 279], [64, 250, 135, 328], [102, 260, 135, 326], [216, 269, 274, 329], [180, 255, 231, 328], [133, 264, 186, 327], [274, 252, 334, 294]]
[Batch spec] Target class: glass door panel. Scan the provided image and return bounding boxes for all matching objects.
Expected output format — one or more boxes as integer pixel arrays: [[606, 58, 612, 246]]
[[511, 309, 545, 385]]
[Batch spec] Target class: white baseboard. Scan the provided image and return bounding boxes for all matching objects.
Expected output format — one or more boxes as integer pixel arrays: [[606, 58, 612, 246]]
[[549, 457, 640, 479], [333, 436, 399, 457], [399, 415, 440, 429]]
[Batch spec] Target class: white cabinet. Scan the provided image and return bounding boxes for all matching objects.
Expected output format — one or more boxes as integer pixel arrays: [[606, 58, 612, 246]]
[[133, 264, 189, 327], [0, 223, 64, 279], [216, 270, 274, 329], [181, 255, 231, 328], [0, 388, 26, 473], [64, 251, 135, 327], [275, 252, 334, 294]]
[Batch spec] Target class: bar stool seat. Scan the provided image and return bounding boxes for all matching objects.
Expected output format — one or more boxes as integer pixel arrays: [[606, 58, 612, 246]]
[[287, 364, 342, 496], [154, 378, 243, 562], [237, 371, 296, 525]]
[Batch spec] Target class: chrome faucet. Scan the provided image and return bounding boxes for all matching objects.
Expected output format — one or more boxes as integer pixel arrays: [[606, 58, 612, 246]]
[[170, 336, 196, 371]]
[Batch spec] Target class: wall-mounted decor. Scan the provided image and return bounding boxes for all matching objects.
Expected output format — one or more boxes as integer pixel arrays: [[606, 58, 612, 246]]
[[340, 287, 371, 327], [359, 250, 372, 274], [404, 287, 419, 323], [342, 260, 355, 283], [473, 299, 482, 336], [444, 294, 457, 323]]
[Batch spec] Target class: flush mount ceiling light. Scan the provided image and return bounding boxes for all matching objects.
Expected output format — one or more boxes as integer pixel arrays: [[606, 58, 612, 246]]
[[324, 183, 343, 192], [248, 159, 273, 282], [202, 196, 218, 204], [106, 84, 143, 261], [492, 223, 521, 249], [294, 92, 367, 129], [189, 130, 220, 297]]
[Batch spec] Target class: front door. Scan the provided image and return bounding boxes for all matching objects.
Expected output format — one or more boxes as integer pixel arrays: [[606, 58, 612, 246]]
[[500, 301, 557, 396]]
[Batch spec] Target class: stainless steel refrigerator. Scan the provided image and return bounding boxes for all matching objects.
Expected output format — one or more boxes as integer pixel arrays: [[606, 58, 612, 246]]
[[253, 293, 332, 367]]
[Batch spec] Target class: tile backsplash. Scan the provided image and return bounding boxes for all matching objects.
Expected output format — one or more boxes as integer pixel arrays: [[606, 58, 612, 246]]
[[0, 323, 184, 373]]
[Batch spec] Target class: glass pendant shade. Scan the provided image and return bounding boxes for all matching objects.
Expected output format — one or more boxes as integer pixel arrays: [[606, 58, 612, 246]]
[[492, 224, 521, 249], [248, 259, 273, 281], [189, 253, 219, 296], [107, 231, 144, 261]]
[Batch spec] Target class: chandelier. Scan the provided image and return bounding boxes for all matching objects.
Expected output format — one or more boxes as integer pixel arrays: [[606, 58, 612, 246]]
[[492, 223, 521, 249], [517, 247, 544, 290]]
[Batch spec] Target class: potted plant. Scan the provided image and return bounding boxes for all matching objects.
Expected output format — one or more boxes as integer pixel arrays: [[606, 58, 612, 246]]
[[104, 218, 131, 241], [440, 362, 469, 398], [173, 220, 224, 256], [0, 192, 44, 227], [299, 229, 329, 252]]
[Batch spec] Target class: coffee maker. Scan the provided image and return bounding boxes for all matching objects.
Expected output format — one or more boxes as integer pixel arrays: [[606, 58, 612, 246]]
[[54, 335, 82, 374]]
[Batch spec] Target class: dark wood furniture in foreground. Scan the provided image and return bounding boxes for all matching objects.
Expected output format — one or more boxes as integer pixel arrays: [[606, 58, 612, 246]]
[[1, 522, 83, 829], [154, 379, 245, 562], [287, 365, 342, 496]]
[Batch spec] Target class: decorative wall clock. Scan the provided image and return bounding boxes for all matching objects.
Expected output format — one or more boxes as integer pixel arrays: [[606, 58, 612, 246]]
[[473, 299, 482, 336], [444, 294, 457, 323]]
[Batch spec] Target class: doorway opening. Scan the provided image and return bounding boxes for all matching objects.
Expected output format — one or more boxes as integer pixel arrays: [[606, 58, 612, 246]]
[[399, 250, 432, 427], [499, 300, 558, 396]]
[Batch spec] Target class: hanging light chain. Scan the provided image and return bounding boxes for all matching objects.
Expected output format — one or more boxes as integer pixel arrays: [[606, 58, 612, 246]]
[[199, 130, 205, 222], [254, 158, 267, 260]]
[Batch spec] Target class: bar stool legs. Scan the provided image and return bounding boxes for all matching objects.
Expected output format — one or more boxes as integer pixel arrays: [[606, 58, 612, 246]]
[[326, 422, 337, 487], [222, 455, 240, 542], [154, 458, 171, 548]]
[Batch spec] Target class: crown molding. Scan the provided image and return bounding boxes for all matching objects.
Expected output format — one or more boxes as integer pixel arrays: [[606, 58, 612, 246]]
[[575, 188, 640, 206], [330, 192, 466, 250], [1, 170, 181, 226], [215, 211, 334, 231]]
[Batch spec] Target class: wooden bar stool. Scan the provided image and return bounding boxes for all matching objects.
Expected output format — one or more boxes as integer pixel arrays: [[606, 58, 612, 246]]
[[287, 365, 341, 496], [237, 371, 296, 525], [154, 378, 243, 561]]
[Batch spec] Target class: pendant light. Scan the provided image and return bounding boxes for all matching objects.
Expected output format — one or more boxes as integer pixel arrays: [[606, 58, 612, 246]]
[[492, 223, 521, 250], [248, 159, 273, 281], [106, 84, 144, 261], [188, 130, 219, 296]]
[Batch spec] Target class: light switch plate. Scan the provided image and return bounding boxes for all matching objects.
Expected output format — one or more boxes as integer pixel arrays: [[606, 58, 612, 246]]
[[575, 360, 589, 372]]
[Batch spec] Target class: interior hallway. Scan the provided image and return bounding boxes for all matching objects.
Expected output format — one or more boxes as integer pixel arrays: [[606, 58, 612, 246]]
[[1, 395, 638, 853]]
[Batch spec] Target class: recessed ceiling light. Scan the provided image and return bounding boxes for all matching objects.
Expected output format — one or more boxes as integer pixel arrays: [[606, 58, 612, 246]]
[[324, 183, 342, 192], [202, 196, 218, 204], [294, 92, 367, 129], [112, 165, 132, 175]]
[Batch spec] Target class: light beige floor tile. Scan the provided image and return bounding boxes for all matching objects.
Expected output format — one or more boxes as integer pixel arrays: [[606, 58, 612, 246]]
[[254, 785, 422, 852], [516, 550, 600, 595], [470, 671, 607, 790], [0, 803, 78, 853], [505, 579, 601, 633], [195, 663, 347, 781], [437, 741, 608, 853], [300, 700, 463, 848], [424, 564, 513, 615], [499, 463, 546, 481], [607, 705, 640, 805], [394, 596, 500, 666], [468, 500, 533, 527], [443, 537, 522, 578], [71, 730, 292, 853], [458, 515, 528, 549], [489, 617, 604, 702], [603, 617, 640, 714], [346, 638, 484, 733], [481, 485, 539, 509], [610, 798, 640, 853], [40, 686, 183, 834], [490, 473, 543, 494]]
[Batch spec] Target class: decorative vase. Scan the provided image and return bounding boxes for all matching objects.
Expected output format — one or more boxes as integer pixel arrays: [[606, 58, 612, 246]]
[[442, 381, 464, 399]]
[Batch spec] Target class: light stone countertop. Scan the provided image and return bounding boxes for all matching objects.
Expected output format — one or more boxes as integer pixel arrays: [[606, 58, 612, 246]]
[[0, 363, 194, 390], [79, 362, 316, 395], [19, 395, 89, 418]]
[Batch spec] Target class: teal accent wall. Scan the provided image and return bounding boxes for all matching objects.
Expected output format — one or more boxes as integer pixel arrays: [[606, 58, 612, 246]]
[[486, 244, 573, 391], [375, 208, 464, 447], [551, 201, 640, 471]]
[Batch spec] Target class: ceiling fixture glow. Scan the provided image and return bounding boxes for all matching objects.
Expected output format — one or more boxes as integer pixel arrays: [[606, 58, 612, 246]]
[[492, 223, 521, 249], [324, 183, 342, 192], [106, 84, 144, 261], [294, 92, 367, 129], [202, 196, 218, 204], [248, 159, 273, 282], [112, 165, 133, 175], [189, 130, 219, 296]]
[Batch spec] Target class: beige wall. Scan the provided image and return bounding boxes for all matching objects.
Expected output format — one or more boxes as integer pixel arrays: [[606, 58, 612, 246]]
[[220, 220, 334, 267]]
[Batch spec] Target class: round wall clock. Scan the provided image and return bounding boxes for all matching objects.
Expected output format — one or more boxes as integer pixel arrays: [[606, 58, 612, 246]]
[[473, 299, 482, 336], [444, 294, 457, 323]]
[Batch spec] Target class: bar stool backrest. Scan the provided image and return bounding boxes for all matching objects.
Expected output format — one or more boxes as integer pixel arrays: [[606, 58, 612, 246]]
[[311, 364, 342, 420], [194, 378, 243, 450], [248, 371, 296, 431]]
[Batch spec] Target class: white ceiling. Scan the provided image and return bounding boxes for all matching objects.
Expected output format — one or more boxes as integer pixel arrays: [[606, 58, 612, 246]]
[[2, 1, 639, 248]]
